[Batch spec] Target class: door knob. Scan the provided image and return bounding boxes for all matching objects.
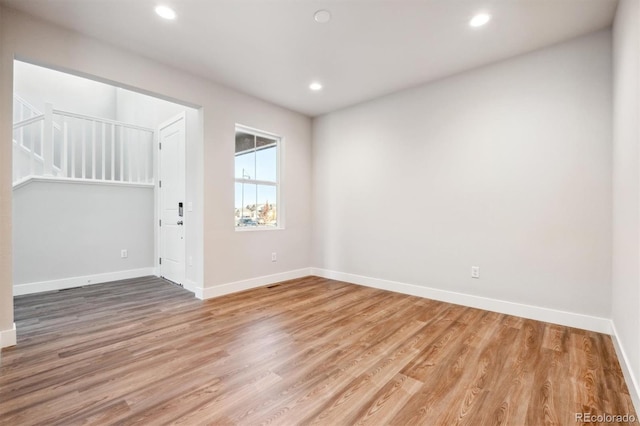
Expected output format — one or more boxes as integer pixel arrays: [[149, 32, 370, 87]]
[[177, 220, 184, 225]]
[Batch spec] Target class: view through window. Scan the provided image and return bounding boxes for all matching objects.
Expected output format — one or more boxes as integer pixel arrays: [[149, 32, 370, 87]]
[[234, 126, 279, 228]]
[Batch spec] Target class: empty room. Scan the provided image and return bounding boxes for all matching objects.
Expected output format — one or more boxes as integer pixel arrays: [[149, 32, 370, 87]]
[[0, 0, 639, 425]]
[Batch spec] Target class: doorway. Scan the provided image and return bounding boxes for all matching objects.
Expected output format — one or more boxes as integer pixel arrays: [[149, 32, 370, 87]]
[[11, 61, 200, 296], [158, 113, 186, 286]]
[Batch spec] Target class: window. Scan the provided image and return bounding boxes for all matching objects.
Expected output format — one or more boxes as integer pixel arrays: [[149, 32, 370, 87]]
[[234, 125, 280, 229]]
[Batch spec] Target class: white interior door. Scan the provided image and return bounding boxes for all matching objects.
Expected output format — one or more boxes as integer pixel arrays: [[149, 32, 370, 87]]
[[158, 113, 186, 285]]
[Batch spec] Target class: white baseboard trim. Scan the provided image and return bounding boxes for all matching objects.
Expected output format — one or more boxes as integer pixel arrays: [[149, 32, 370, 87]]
[[13, 268, 156, 296], [610, 321, 640, 414], [310, 268, 612, 334], [196, 268, 313, 300], [0, 323, 17, 348], [183, 279, 197, 294]]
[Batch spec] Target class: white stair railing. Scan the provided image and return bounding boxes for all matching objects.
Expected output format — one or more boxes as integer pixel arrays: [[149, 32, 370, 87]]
[[13, 95, 41, 124], [13, 115, 47, 183], [12, 98, 155, 186]]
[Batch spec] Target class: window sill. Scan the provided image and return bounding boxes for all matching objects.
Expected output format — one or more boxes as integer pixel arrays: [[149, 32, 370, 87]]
[[235, 226, 284, 232]]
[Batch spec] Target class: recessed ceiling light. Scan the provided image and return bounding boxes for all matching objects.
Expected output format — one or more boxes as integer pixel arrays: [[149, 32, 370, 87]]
[[309, 82, 323, 91], [314, 10, 331, 24], [469, 13, 491, 28], [155, 5, 176, 20]]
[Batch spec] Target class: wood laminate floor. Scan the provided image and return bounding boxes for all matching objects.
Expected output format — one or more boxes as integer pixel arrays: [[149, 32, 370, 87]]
[[0, 276, 637, 425]]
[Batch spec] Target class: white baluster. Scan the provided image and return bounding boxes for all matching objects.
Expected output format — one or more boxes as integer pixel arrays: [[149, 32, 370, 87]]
[[19, 104, 24, 149], [111, 124, 115, 180], [120, 126, 124, 182], [144, 132, 150, 183], [127, 129, 133, 183], [71, 124, 76, 179], [102, 122, 106, 180], [62, 121, 68, 178], [134, 130, 138, 182], [29, 123, 36, 177], [43, 103, 54, 176], [91, 120, 96, 180], [81, 120, 86, 179]]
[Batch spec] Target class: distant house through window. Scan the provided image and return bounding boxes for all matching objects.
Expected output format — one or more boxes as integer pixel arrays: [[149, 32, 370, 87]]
[[234, 125, 280, 229]]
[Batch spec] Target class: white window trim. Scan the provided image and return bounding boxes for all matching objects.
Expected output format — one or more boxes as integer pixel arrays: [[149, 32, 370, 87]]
[[234, 124, 282, 231]]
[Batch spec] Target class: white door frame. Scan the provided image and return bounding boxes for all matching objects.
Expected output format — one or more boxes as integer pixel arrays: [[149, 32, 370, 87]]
[[156, 112, 186, 287]]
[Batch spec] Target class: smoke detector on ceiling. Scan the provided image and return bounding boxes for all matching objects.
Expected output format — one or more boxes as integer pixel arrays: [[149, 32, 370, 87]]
[[314, 10, 331, 24]]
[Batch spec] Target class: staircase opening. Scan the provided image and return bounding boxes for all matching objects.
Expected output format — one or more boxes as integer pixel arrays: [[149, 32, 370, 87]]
[[12, 93, 155, 187]]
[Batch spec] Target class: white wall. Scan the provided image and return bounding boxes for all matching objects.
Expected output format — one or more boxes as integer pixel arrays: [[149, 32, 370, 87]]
[[0, 7, 312, 345], [612, 0, 640, 408], [14, 60, 117, 119], [312, 31, 612, 319], [13, 181, 154, 285], [115, 88, 186, 129]]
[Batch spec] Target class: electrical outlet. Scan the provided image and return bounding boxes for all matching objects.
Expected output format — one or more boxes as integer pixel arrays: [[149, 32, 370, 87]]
[[271, 252, 277, 262], [471, 266, 480, 279], [121, 249, 128, 259], [188, 256, 193, 266]]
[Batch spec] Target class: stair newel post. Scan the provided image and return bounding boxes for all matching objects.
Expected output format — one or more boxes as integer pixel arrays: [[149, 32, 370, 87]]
[[43, 103, 54, 176]]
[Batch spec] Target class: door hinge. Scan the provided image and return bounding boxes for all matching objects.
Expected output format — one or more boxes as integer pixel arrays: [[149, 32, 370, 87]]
[[159, 257, 162, 265], [159, 180, 162, 188], [159, 219, 162, 227], [159, 142, 162, 150]]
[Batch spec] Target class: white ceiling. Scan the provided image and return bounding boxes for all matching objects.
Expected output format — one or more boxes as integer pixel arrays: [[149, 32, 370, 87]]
[[2, 0, 618, 117]]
